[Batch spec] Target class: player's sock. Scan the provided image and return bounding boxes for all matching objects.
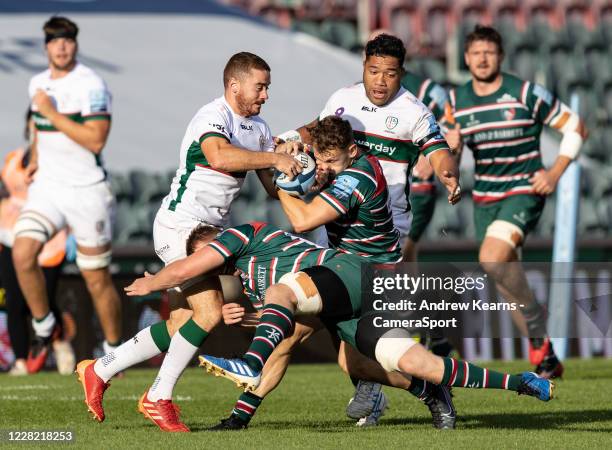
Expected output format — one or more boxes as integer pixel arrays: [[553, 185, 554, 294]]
[[102, 339, 122, 355], [243, 304, 294, 372], [406, 376, 432, 400], [149, 319, 209, 401], [441, 358, 520, 391], [231, 391, 263, 423], [94, 321, 171, 383], [32, 311, 56, 338]]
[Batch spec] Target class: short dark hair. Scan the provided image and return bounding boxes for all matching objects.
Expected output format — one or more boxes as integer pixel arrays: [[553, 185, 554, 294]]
[[43, 16, 78, 43], [464, 25, 504, 54], [223, 52, 271, 87], [365, 33, 406, 67], [186, 224, 221, 256], [311, 116, 354, 154]]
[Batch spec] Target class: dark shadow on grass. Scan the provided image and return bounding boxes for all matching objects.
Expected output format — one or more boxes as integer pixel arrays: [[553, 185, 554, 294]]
[[187, 409, 612, 432]]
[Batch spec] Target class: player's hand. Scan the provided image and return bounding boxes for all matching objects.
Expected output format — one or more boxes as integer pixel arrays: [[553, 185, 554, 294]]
[[274, 152, 303, 179], [412, 154, 434, 179], [275, 141, 302, 156], [124, 272, 154, 296], [222, 302, 245, 325], [445, 123, 462, 154], [440, 170, 461, 205], [529, 169, 558, 195], [32, 89, 57, 118], [24, 160, 38, 184]]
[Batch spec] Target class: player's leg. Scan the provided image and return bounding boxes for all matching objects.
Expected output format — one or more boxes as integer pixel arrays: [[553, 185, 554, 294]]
[[477, 195, 562, 377], [360, 325, 554, 402], [12, 185, 65, 373], [209, 318, 320, 430], [200, 281, 298, 390], [342, 320, 456, 429]]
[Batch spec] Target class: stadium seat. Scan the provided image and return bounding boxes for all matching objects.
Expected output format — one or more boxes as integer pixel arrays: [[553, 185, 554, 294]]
[[319, 20, 360, 51], [511, 43, 539, 82], [580, 128, 607, 163], [578, 197, 607, 237], [602, 82, 612, 120], [129, 170, 167, 204], [292, 19, 322, 39]]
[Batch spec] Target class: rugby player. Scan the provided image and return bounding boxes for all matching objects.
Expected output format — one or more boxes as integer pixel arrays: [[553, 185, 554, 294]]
[[12, 16, 122, 372], [443, 25, 587, 378], [75, 52, 302, 429]]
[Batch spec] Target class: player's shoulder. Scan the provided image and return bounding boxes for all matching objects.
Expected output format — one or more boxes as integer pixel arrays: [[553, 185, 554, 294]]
[[72, 63, 107, 90], [400, 71, 427, 93], [193, 97, 232, 125], [340, 154, 378, 186], [393, 87, 431, 117], [29, 69, 51, 89]]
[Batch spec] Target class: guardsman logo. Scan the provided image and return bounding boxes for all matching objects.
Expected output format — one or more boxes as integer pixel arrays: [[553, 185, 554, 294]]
[[335, 107, 345, 116], [385, 116, 398, 130], [503, 108, 516, 121]]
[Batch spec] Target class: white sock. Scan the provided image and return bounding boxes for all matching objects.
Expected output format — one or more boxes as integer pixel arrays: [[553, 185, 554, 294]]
[[94, 327, 162, 383], [102, 340, 120, 355], [148, 332, 198, 401], [32, 312, 56, 338]]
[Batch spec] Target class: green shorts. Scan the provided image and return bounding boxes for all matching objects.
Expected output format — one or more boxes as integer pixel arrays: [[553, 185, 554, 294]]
[[321, 253, 364, 317], [408, 192, 436, 242], [474, 194, 545, 244], [333, 318, 359, 349]]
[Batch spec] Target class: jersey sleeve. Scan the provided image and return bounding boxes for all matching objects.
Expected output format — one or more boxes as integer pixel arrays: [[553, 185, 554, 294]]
[[80, 76, 112, 121], [526, 82, 571, 128], [208, 224, 253, 261], [261, 123, 274, 152], [412, 108, 450, 157], [194, 107, 232, 144], [318, 172, 370, 216], [318, 90, 340, 120]]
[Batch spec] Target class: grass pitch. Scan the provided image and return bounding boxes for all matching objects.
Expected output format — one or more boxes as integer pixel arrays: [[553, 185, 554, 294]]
[[1, 359, 611, 449]]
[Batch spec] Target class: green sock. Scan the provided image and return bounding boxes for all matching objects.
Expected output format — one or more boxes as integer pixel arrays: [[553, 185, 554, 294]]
[[407, 377, 432, 400], [441, 358, 520, 391], [232, 391, 263, 423], [150, 321, 172, 352], [244, 304, 294, 372]]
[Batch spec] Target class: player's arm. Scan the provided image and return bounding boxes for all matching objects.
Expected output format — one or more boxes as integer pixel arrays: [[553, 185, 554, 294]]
[[124, 246, 225, 296], [32, 89, 110, 154], [277, 118, 319, 145], [415, 112, 461, 205], [202, 136, 301, 177], [25, 116, 38, 183], [530, 93, 588, 195], [256, 168, 279, 199], [278, 190, 340, 233]]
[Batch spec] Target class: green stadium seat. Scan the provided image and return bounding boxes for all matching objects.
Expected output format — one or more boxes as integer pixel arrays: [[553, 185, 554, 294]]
[[292, 20, 322, 39], [319, 20, 359, 51], [129, 170, 167, 204], [108, 172, 133, 203], [578, 197, 607, 237]]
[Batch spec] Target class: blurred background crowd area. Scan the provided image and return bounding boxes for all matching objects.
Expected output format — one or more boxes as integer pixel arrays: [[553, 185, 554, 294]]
[[107, 0, 612, 247]]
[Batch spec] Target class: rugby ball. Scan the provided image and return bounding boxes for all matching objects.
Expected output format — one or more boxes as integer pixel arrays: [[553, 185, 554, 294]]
[[274, 152, 317, 197]]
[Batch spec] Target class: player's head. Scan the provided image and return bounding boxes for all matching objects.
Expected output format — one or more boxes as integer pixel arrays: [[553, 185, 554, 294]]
[[310, 116, 358, 178], [43, 16, 78, 71], [223, 52, 271, 117], [464, 25, 504, 83], [363, 34, 405, 107], [186, 224, 220, 255]]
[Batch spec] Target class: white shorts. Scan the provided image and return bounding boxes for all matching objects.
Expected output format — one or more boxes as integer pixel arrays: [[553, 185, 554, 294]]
[[22, 178, 115, 248], [393, 211, 413, 240], [153, 208, 208, 265]]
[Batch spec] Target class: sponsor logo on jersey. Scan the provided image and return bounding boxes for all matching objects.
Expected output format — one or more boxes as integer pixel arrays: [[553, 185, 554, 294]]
[[257, 265, 267, 294], [466, 114, 479, 127], [355, 138, 397, 156], [335, 107, 345, 116], [362, 105, 378, 112], [241, 122, 253, 131], [498, 93, 517, 103], [332, 174, 359, 200], [89, 90, 108, 113], [385, 116, 398, 130], [503, 107, 516, 121], [209, 123, 226, 133]]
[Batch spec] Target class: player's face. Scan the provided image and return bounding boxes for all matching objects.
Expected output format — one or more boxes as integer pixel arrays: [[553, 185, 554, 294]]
[[46, 37, 77, 71], [465, 40, 503, 83], [235, 68, 271, 117], [313, 145, 355, 178], [363, 55, 402, 106]]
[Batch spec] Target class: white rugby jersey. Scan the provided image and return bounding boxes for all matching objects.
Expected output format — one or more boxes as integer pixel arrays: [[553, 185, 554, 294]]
[[29, 63, 111, 186], [162, 96, 274, 226], [319, 83, 449, 216]]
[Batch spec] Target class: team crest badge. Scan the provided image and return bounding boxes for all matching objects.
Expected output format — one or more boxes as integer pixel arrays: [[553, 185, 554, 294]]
[[385, 116, 398, 130], [503, 108, 516, 121]]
